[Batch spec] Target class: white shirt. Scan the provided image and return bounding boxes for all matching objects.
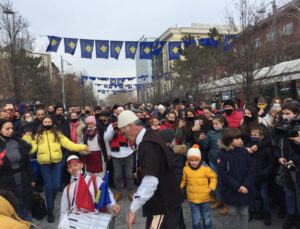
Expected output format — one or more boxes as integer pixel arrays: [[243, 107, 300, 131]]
[[104, 123, 133, 158], [87, 134, 101, 151], [130, 128, 159, 213], [59, 174, 116, 224]]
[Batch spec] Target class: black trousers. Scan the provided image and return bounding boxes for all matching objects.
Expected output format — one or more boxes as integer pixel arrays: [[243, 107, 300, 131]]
[[145, 205, 181, 229]]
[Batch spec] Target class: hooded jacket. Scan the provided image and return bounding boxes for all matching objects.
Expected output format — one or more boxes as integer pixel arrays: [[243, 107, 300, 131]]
[[218, 143, 255, 206], [181, 162, 217, 204]]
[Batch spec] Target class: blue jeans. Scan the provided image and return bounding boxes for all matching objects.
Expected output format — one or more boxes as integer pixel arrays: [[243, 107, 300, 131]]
[[249, 181, 271, 214], [285, 172, 300, 216], [190, 202, 212, 229], [15, 184, 32, 222], [209, 162, 222, 201], [40, 162, 62, 210]]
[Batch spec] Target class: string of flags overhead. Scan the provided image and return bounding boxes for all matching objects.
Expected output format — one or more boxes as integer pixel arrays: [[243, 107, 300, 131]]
[[46, 35, 236, 60], [81, 75, 159, 95]]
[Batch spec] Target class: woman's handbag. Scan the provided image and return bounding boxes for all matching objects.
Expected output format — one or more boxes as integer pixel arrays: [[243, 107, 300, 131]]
[[31, 190, 47, 220]]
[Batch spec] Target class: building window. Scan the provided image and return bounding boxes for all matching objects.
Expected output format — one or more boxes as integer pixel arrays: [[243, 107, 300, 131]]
[[254, 38, 261, 48], [282, 22, 293, 36], [266, 31, 274, 42]]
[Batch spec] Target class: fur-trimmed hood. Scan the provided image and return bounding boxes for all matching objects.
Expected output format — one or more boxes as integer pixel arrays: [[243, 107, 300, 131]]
[[218, 140, 239, 152], [172, 143, 187, 155]]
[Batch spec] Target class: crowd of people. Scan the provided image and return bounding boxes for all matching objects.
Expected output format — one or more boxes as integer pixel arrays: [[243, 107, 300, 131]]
[[0, 97, 300, 229]]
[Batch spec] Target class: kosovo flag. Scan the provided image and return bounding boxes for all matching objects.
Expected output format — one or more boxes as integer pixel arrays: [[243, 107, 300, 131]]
[[125, 41, 138, 59], [117, 78, 124, 85], [110, 41, 123, 59], [199, 38, 218, 47], [152, 40, 166, 56], [46, 36, 61, 52], [139, 42, 154, 59], [110, 78, 117, 86], [183, 39, 197, 48], [168, 41, 182, 60], [64, 38, 78, 55], [95, 40, 109, 59], [80, 39, 94, 58], [223, 34, 237, 51]]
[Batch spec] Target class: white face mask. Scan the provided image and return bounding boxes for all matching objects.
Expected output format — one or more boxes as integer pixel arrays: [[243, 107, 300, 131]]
[[25, 117, 33, 123]]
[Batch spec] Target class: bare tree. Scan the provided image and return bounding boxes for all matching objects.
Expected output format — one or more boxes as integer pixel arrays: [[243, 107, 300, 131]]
[[224, 0, 277, 103]]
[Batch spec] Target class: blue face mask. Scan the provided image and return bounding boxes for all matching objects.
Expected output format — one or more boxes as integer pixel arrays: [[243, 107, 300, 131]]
[[250, 136, 259, 142]]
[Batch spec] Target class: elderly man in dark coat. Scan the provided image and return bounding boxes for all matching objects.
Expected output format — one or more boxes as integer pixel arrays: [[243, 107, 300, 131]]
[[118, 110, 184, 229]]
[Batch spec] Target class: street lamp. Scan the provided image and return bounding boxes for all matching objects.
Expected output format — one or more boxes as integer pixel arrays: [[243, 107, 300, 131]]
[[1, 4, 18, 103], [257, 0, 277, 63], [60, 56, 72, 110]]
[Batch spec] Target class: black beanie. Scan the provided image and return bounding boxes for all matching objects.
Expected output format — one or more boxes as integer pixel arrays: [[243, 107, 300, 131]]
[[223, 99, 235, 109], [54, 104, 64, 112], [159, 129, 175, 143]]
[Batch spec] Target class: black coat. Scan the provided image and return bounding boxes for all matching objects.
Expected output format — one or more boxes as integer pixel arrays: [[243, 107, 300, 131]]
[[218, 146, 255, 206], [138, 129, 184, 216], [83, 125, 108, 162], [247, 140, 274, 182], [0, 136, 33, 209]]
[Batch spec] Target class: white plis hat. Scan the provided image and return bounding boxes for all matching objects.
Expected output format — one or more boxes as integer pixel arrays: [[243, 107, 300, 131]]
[[118, 110, 139, 128]]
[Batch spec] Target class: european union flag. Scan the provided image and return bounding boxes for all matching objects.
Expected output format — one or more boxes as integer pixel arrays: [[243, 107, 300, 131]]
[[110, 41, 123, 59], [152, 40, 166, 56], [168, 41, 182, 60], [64, 38, 78, 55], [139, 42, 153, 59], [95, 40, 109, 59], [199, 38, 218, 47], [80, 39, 94, 59], [125, 41, 138, 59], [46, 36, 61, 52]]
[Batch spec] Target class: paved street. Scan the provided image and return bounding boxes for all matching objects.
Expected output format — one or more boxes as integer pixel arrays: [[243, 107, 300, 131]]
[[33, 190, 285, 229]]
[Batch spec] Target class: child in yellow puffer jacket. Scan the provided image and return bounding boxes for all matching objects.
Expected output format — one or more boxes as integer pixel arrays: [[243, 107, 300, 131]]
[[180, 144, 217, 229]]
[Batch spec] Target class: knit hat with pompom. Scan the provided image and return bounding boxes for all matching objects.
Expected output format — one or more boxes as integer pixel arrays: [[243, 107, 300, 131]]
[[187, 144, 201, 159]]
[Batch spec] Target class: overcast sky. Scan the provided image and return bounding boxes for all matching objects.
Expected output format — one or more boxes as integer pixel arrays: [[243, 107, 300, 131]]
[[10, 0, 289, 97]]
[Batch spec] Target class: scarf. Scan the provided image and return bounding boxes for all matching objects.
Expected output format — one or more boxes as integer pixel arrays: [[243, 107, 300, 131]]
[[70, 122, 79, 143], [86, 127, 97, 140], [110, 132, 128, 152]]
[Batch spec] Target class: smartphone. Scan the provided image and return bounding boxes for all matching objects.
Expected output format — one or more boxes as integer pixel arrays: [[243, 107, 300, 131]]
[[194, 120, 200, 126]]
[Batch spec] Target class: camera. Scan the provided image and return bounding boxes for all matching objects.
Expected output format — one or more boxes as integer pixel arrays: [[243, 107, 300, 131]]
[[286, 161, 296, 171], [275, 119, 300, 138]]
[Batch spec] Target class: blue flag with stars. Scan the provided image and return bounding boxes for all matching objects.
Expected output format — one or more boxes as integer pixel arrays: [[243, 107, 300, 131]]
[[139, 42, 154, 59], [110, 78, 117, 86], [110, 41, 123, 59], [199, 38, 218, 47], [64, 38, 78, 55], [152, 40, 166, 56], [46, 36, 61, 52], [125, 41, 138, 59], [183, 39, 197, 48], [223, 34, 237, 51], [117, 78, 124, 85], [95, 40, 109, 59], [80, 39, 94, 59], [168, 41, 182, 60]]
